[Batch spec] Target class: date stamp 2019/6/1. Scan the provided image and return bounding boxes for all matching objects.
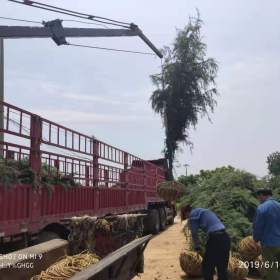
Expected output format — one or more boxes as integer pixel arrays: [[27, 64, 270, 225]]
[[239, 260, 279, 269]]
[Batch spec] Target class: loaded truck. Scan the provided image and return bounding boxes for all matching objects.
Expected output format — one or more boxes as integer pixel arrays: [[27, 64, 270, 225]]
[[0, 101, 175, 275]]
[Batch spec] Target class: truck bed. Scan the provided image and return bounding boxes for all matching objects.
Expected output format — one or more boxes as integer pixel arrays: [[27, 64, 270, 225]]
[[0, 101, 166, 241]]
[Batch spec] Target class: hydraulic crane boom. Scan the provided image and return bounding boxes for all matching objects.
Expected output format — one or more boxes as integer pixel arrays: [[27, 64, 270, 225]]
[[0, 22, 163, 58]]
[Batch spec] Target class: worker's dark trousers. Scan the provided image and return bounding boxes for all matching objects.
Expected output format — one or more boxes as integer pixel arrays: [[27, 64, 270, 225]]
[[202, 231, 230, 280]]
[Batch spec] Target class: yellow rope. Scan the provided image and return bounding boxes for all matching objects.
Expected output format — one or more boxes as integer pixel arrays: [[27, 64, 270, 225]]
[[31, 252, 100, 280]]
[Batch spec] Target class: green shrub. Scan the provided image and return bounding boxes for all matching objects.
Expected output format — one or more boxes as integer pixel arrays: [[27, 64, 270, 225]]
[[178, 166, 259, 251], [0, 158, 78, 191]]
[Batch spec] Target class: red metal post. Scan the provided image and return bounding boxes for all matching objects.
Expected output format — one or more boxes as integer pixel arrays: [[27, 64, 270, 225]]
[[155, 166, 158, 188], [104, 169, 109, 187], [124, 152, 128, 170], [93, 139, 99, 187], [143, 162, 147, 190], [123, 152, 128, 188], [6, 150, 15, 160], [30, 116, 42, 227], [124, 152, 129, 206], [85, 165, 90, 186], [54, 159, 59, 170], [54, 159, 60, 177], [30, 115, 42, 173]]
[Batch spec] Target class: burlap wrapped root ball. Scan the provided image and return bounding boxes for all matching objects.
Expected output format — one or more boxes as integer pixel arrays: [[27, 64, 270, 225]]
[[183, 222, 191, 239], [252, 255, 266, 278], [238, 236, 261, 261], [157, 181, 184, 201], [95, 218, 112, 234], [228, 257, 249, 280], [179, 250, 202, 277], [68, 216, 97, 254]]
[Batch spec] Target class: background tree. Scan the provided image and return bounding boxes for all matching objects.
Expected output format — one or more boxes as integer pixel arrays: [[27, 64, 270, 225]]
[[267, 151, 280, 176], [150, 13, 218, 180], [265, 151, 280, 200], [178, 166, 260, 251]]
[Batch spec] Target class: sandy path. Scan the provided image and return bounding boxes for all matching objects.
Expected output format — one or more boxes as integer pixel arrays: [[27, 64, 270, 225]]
[[133, 218, 260, 280], [133, 218, 188, 280]]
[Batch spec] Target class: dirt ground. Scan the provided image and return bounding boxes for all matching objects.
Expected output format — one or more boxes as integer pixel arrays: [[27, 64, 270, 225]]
[[133, 218, 260, 280], [133, 218, 188, 280]]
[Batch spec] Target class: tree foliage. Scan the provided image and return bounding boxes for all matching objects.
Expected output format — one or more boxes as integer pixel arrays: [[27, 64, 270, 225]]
[[150, 12, 218, 180], [178, 166, 260, 251], [264, 151, 280, 200], [0, 157, 78, 191], [266, 175, 280, 200], [267, 151, 280, 176]]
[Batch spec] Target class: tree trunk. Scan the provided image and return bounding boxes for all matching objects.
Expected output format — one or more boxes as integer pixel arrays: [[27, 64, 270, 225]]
[[165, 122, 174, 181], [167, 157, 174, 180], [165, 138, 174, 180]]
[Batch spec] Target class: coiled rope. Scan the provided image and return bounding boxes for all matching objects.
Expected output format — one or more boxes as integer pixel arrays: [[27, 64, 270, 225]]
[[31, 251, 100, 280]]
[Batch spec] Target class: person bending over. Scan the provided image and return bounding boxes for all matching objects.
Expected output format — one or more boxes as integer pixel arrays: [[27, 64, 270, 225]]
[[181, 204, 230, 280], [253, 188, 280, 280]]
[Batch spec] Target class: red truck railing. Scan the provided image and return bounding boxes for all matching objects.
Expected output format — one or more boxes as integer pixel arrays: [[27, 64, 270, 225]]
[[0, 101, 165, 187], [0, 101, 166, 238]]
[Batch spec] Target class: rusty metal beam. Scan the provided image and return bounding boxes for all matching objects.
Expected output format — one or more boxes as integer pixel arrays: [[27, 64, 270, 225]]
[[131, 24, 163, 58], [0, 39, 3, 155], [0, 26, 138, 39], [70, 235, 152, 280]]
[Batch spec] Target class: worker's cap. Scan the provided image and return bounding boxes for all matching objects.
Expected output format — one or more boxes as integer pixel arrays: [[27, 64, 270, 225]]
[[180, 203, 192, 213], [255, 188, 272, 196]]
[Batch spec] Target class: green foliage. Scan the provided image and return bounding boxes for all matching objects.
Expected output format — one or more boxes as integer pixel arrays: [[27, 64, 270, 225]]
[[264, 175, 280, 201], [267, 151, 280, 176], [263, 151, 280, 201], [0, 158, 78, 191], [178, 166, 259, 251], [150, 12, 218, 180], [0, 162, 19, 188]]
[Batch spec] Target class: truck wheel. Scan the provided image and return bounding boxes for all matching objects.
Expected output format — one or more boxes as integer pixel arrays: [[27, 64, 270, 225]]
[[169, 205, 176, 225], [136, 254, 144, 273], [144, 209, 160, 234], [37, 231, 60, 243], [169, 217, 174, 225], [151, 209, 160, 234], [159, 208, 166, 230]]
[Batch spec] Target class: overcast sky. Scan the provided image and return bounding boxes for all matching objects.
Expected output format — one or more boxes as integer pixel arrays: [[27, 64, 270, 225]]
[[1, 0, 280, 177]]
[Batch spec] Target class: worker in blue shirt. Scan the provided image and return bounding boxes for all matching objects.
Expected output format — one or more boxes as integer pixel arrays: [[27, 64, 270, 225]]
[[181, 204, 230, 280], [253, 188, 280, 280]]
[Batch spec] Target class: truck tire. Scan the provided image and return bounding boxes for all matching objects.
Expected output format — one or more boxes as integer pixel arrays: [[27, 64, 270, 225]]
[[144, 209, 160, 234], [169, 205, 176, 225], [169, 216, 174, 225], [159, 207, 167, 230], [136, 254, 144, 273], [37, 231, 60, 243]]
